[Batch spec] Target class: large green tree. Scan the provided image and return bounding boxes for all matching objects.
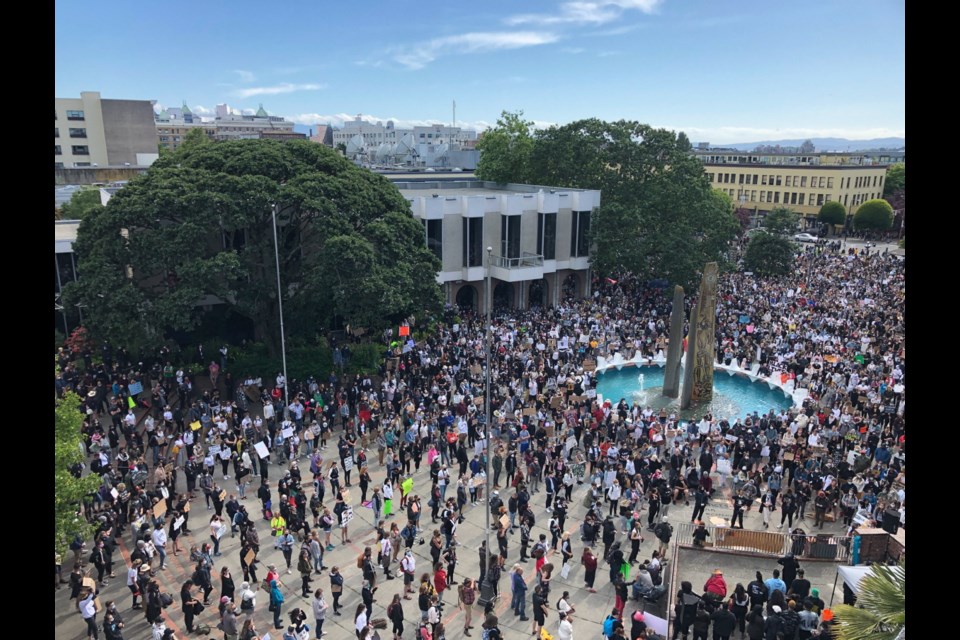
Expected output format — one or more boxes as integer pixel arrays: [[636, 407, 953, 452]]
[[854, 199, 894, 231], [883, 163, 904, 197], [519, 119, 737, 288], [55, 380, 100, 556], [762, 207, 800, 235], [742, 231, 795, 276], [62, 139, 443, 355], [818, 200, 846, 227], [59, 187, 104, 221], [474, 110, 536, 184]]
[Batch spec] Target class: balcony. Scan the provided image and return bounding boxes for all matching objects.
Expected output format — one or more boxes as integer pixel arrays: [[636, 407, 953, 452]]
[[490, 252, 545, 282]]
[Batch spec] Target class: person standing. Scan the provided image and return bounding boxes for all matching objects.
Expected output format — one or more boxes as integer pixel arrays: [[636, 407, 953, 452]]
[[329, 567, 344, 616], [814, 491, 830, 529], [691, 487, 709, 524], [730, 494, 746, 529], [270, 579, 285, 630], [511, 565, 529, 620], [710, 602, 737, 640], [312, 588, 329, 638], [581, 547, 598, 593], [459, 578, 476, 636], [299, 548, 314, 597], [531, 584, 549, 638], [79, 587, 100, 640], [777, 554, 801, 592]]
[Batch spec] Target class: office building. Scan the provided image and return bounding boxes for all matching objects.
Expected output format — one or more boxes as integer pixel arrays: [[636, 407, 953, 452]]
[[55, 91, 159, 168]]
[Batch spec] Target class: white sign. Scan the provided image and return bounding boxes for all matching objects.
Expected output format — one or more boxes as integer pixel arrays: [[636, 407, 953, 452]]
[[219, 448, 232, 460], [254, 441, 270, 459], [160, 487, 170, 499], [174, 516, 185, 531], [281, 427, 294, 439], [341, 506, 354, 527], [110, 488, 119, 500], [209, 445, 222, 457], [343, 457, 354, 472]]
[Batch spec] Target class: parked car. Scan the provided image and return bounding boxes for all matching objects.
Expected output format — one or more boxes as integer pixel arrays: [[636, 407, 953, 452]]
[[794, 233, 819, 243]]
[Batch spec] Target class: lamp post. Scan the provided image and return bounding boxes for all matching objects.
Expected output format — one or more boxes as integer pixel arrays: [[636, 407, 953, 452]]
[[271, 203, 290, 419], [477, 246, 496, 607]]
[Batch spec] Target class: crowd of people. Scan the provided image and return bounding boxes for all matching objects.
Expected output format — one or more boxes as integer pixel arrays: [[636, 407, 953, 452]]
[[56, 242, 904, 640]]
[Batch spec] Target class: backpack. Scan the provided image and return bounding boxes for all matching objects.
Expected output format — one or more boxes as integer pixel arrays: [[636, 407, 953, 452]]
[[602, 615, 616, 638], [781, 610, 800, 638], [532, 544, 546, 559], [655, 523, 672, 542], [357, 554, 365, 569], [159, 592, 174, 608]]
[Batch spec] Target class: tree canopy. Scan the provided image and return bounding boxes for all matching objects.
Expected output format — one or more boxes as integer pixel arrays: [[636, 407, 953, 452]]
[[883, 163, 904, 197], [854, 199, 894, 231], [478, 115, 738, 288], [742, 231, 795, 276], [62, 139, 443, 354], [474, 110, 536, 184], [762, 207, 800, 236], [58, 187, 104, 221], [55, 375, 100, 556], [818, 200, 846, 226]]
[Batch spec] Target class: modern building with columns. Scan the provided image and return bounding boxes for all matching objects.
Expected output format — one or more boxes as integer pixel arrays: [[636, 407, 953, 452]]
[[392, 177, 600, 310]]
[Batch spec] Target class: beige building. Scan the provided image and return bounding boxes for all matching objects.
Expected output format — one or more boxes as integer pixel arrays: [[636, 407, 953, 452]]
[[694, 151, 892, 223], [394, 177, 600, 309], [56, 92, 159, 168]]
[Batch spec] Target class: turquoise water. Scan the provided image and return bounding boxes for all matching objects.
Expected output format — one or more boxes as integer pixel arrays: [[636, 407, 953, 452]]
[[595, 365, 793, 421]]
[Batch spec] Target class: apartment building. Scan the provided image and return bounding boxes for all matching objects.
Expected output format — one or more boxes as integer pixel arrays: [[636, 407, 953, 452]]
[[55, 91, 159, 168], [394, 177, 600, 310]]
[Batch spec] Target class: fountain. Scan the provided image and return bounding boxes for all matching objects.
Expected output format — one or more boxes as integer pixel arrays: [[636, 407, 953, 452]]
[[638, 373, 645, 391]]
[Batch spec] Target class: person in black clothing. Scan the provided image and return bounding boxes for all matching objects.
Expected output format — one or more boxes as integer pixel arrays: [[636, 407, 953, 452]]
[[180, 580, 200, 633], [691, 487, 709, 523], [691, 603, 711, 640], [777, 553, 800, 590], [747, 572, 768, 610], [788, 568, 811, 601], [672, 581, 702, 640], [710, 603, 737, 640], [730, 494, 746, 529]]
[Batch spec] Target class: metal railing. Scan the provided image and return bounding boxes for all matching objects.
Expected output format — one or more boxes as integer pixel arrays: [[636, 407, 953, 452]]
[[674, 522, 850, 563], [491, 252, 544, 268]]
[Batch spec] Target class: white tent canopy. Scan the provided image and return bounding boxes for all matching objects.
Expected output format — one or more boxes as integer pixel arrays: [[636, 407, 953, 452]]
[[838, 565, 872, 594]]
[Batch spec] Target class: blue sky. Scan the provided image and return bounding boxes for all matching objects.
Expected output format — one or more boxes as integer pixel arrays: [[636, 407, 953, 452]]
[[55, 0, 904, 144]]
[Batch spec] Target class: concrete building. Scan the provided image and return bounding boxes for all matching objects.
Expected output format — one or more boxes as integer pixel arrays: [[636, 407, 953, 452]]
[[332, 116, 479, 168], [212, 104, 295, 141], [56, 91, 159, 168], [694, 150, 892, 225], [394, 177, 600, 309], [309, 124, 334, 147]]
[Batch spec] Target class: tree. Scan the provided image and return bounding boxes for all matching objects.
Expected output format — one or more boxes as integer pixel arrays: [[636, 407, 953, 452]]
[[527, 119, 738, 288], [818, 200, 846, 227], [59, 187, 104, 220], [883, 163, 904, 197], [676, 131, 692, 152], [799, 139, 815, 153], [742, 232, 795, 276], [475, 110, 535, 184], [62, 139, 443, 356], [55, 375, 100, 556], [762, 207, 800, 235], [854, 199, 894, 232], [833, 561, 905, 640], [734, 206, 752, 234]]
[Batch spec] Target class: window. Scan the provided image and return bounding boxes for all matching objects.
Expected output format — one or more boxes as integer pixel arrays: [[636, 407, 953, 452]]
[[66, 110, 85, 120], [825, 194, 832, 202], [707, 173, 714, 182], [424, 219, 443, 262], [789, 192, 796, 205], [800, 176, 807, 187], [753, 175, 759, 185], [798, 193, 805, 205], [760, 191, 766, 203], [785, 176, 792, 187], [69, 128, 87, 138], [817, 194, 825, 206], [55, 162, 64, 169], [55, 128, 60, 138], [159, 136, 169, 142], [55, 145, 62, 155], [775, 176, 782, 186], [827, 177, 834, 188], [462, 217, 483, 267], [751, 190, 757, 201], [571, 210, 590, 258], [74, 162, 91, 167], [762, 175, 768, 185], [71, 145, 90, 155], [773, 192, 780, 204], [843, 194, 848, 206], [500, 215, 521, 260], [873, 175, 878, 187], [538, 212, 557, 260], [739, 174, 745, 184]]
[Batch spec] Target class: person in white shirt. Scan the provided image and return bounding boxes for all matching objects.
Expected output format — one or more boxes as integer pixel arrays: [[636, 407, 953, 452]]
[[79, 588, 99, 639], [151, 526, 168, 570], [557, 611, 574, 640]]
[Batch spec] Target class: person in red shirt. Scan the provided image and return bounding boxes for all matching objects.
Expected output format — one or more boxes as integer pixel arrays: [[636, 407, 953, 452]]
[[433, 563, 447, 603], [581, 547, 598, 593], [704, 569, 728, 598]]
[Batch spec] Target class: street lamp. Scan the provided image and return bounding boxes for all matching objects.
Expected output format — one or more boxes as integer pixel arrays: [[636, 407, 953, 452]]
[[478, 246, 497, 607], [271, 203, 290, 419]]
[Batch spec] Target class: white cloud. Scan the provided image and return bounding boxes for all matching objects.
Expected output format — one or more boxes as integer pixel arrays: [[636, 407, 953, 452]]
[[284, 113, 563, 134], [233, 83, 326, 98], [192, 104, 216, 117], [506, 0, 662, 27], [393, 31, 560, 69], [662, 125, 906, 145], [233, 69, 256, 82]]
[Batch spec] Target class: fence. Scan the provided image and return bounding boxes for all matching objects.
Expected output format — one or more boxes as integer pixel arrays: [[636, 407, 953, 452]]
[[674, 522, 850, 563]]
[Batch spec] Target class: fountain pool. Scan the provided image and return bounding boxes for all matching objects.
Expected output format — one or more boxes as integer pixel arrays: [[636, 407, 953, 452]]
[[595, 365, 793, 421]]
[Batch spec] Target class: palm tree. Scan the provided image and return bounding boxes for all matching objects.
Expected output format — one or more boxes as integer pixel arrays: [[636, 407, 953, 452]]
[[833, 561, 905, 640]]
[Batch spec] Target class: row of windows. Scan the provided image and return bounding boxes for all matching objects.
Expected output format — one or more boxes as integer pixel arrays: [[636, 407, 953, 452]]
[[724, 188, 883, 210], [62, 110, 85, 121], [431, 212, 590, 267], [55, 145, 89, 155], [710, 172, 882, 191], [158, 136, 182, 143]]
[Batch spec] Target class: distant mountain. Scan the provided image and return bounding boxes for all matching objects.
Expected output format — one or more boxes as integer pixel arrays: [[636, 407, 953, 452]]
[[715, 137, 904, 152]]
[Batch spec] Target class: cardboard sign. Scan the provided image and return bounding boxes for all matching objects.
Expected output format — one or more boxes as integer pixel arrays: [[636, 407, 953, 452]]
[[545, 424, 555, 438], [183, 501, 191, 513], [174, 516, 185, 531], [110, 487, 119, 500], [254, 441, 270, 459], [340, 489, 351, 504], [499, 514, 510, 529], [341, 506, 354, 526], [245, 548, 256, 566], [152, 501, 166, 519], [219, 490, 227, 501], [522, 407, 537, 417], [551, 396, 563, 409]]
